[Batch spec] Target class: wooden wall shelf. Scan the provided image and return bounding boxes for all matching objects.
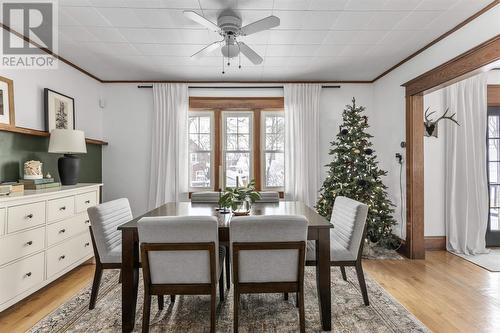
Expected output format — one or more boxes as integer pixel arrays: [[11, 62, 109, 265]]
[[0, 125, 108, 145]]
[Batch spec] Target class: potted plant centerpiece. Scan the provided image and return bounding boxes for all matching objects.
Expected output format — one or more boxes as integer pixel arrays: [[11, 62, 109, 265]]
[[219, 179, 261, 215]]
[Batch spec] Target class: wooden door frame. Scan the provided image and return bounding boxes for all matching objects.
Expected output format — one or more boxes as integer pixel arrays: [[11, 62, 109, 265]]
[[401, 35, 500, 259]]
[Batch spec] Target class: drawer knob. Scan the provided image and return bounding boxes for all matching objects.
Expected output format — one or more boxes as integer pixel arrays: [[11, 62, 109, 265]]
[[26, 213, 34, 219], [26, 241, 33, 246], [84, 242, 90, 247], [59, 255, 66, 260], [59, 206, 66, 211], [59, 229, 66, 233], [85, 200, 91, 204], [25, 272, 32, 277], [85, 220, 90, 224]]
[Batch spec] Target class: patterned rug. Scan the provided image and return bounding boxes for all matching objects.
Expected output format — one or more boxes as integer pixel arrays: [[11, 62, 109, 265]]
[[29, 267, 429, 333]]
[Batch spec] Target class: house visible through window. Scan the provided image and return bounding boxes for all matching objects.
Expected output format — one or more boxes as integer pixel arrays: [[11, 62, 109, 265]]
[[188, 101, 284, 193]]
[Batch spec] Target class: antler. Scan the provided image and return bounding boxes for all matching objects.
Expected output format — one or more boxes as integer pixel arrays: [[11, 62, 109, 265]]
[[434, 108, 460, 126], [424, 107, 436, 123]]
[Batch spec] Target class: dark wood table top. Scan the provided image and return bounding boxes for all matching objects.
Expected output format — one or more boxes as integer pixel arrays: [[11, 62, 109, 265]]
[[118, 201, 331, 230]]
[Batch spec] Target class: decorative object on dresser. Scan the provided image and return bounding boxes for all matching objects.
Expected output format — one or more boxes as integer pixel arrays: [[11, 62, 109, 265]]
[[0, 75, 15, 128], [23, 160, 43, 180], [0, 182, 24, 194], [48, 129, 87, 185], [44, 89, 75, 132], [19, 178, 60, 190], [0, 183, 101, 312]]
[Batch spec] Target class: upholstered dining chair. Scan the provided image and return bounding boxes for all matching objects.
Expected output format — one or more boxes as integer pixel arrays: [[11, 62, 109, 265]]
[[256, 191, 280, 203], [230, 215, 308, 333], [138, 216, 226, 333], [190, 191, 220, 203], [87, 198, 164, 311], [306, 196, 370, 306]]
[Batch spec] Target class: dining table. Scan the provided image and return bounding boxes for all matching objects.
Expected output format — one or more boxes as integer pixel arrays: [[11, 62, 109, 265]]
[[118, 201, 332, 332]]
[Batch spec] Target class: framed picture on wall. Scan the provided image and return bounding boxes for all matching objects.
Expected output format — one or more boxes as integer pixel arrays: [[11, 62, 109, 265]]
[[44, 88, 75, 132], [0, 75, 15, 128]]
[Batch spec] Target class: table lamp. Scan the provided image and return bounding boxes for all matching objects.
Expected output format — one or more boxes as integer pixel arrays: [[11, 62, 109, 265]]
[[48, 129, 87, 185]]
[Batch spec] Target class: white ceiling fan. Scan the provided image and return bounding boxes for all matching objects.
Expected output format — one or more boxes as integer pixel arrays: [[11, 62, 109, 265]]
[[184, 10, 280, 73]]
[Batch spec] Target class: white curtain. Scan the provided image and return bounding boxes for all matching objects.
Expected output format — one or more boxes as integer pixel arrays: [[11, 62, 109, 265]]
[[444, 73, 489, 255], [284, 83, 322, 208], [148, 83, 189, 209]]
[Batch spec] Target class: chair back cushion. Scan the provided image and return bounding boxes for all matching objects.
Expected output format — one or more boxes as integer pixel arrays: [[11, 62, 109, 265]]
[[230, 215, 307, 283], [138, 216, 218, 284], [256, 191, 280, 203], [87, 198, 132, 263], [190, 191, 220, 203], [331, 196, 368, 260]]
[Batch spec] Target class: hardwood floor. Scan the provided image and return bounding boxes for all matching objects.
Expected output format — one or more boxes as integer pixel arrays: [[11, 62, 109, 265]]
[[364, 251, 500, 333], [0, 251, 498, 332], [0, 263, 95, 333]]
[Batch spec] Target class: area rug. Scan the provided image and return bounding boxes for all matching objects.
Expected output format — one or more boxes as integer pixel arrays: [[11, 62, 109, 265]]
[[29, 268, 429, 333], [452, 248, 500, 272]]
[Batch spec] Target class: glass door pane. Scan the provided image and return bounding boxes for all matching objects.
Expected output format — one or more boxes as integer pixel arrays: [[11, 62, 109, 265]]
[[487, 107, 500, 245]]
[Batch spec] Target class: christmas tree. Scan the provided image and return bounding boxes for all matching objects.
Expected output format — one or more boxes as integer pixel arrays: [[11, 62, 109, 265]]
[[316, 98, 400, 249]]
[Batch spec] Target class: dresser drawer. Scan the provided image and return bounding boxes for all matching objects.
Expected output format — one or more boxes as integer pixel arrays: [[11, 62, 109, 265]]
[[7, 202, 45, 233], [0, 227, 45, 266], [75, 191, 97, 213], [0, 208, 5, 236], [0, 252, 45, 305], [47, 196, 74, 223], [47, 214, 89, 246], [46, 232, 92, 278]]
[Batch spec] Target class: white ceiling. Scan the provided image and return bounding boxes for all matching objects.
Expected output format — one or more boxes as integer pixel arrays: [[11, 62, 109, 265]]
[[54, 0, 492, 81]]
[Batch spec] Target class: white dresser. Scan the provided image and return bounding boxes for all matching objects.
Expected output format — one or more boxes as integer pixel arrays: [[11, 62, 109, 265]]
[[0, 183, 101, 312]]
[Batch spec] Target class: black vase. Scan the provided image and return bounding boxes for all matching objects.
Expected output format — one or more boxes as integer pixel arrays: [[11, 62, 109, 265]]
[[58, 154, 80, 185]]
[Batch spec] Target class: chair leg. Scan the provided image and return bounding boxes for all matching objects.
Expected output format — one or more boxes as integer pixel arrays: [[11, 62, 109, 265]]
[[225, 245, 231, 289], [170, 295, 176, 302], [233, 289, 240, 333], [142, 293, 151, 333], [118, 269, 122, 284], [298, 291, 305, 333], [355, 261, 369, 306], [157, 295, 164, 311], [295, 292, 299, 308], [284, 292, 289, 300], [219, 267, 225, 301], [340, 266, 347, 281], [210, 287, 216, 333], [89, 265, 103, 310]]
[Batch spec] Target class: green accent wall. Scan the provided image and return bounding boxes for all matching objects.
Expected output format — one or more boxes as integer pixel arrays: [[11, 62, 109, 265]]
[[0, 131, 102, 183]]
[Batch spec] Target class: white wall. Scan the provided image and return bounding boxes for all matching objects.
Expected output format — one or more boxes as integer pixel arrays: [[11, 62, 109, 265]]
[[423, 89, 446, 236], [372, 6, 500, 239], [102, 84, 374, 217], [0, 64, 103, 139]]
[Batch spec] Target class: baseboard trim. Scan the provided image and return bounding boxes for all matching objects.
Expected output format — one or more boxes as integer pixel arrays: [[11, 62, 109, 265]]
[[424, 236, 446, 251]]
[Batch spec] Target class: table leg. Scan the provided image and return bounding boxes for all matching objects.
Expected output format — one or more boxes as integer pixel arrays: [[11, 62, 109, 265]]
[[122, 229, 139, 332], [316, 228, 331, 331]]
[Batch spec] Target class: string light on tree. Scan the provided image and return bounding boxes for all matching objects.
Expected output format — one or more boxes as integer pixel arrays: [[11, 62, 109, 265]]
[[315, 98, 400, 249]]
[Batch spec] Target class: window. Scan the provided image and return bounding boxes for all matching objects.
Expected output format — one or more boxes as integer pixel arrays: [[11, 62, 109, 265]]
[[262, 112, 285, 189], [188, 113, 213, 189], [188, 97, 284, 193], [487, 107, 500, 246], [222, 112, 253, 188]]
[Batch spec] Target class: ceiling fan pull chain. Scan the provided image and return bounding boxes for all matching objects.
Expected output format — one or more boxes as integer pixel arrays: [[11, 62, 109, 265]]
[[222, 55, 225, 74], [238, 42, 242, 69]]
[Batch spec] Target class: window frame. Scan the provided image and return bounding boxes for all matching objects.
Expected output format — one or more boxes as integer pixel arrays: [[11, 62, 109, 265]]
[[188, 111, 215, 192], [261, 111, 285, 191]]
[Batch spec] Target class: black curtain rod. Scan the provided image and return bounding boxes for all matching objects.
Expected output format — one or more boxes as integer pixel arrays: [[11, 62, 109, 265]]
[[137, 85, 341, 89]]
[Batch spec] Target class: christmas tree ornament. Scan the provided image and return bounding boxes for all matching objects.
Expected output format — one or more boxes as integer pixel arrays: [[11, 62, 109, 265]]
[[364, 148, 373, 155], [340, 129, 349, 135]]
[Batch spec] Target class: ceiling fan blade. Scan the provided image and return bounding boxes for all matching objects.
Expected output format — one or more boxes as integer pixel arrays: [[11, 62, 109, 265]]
[[183, 10, 220, 32], [240, 15, 280, 36], [191, 41, 221, 60], [238, 42, 263, 65]]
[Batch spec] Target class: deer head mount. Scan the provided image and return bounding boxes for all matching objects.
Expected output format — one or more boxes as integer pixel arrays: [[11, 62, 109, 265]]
[[424, 107, 460, 137]]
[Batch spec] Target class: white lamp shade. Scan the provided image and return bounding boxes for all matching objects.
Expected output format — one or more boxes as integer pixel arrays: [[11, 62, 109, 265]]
[[48, 129, 87, 154]]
